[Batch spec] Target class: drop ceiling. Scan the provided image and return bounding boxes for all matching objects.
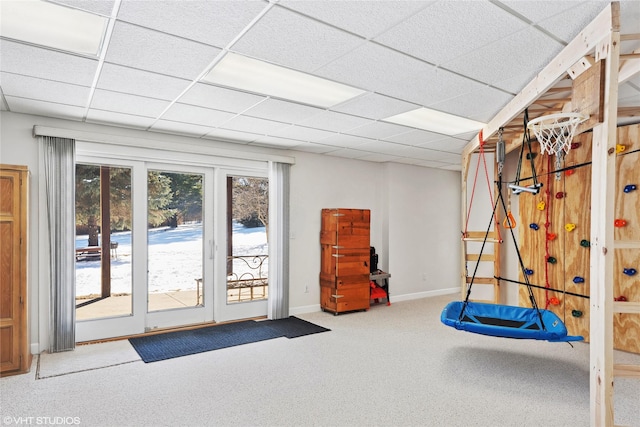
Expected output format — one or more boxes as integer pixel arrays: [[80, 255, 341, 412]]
[[1, 0, 639, 171]]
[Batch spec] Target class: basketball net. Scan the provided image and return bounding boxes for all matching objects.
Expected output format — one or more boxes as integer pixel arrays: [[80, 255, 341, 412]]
[[527, 112, 589, 179]]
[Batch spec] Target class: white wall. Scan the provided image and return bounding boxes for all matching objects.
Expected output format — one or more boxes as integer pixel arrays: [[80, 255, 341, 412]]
[[0, 111, 462, 351]]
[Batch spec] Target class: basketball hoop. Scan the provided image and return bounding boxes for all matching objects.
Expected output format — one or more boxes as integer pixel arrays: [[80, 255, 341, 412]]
[[526, 112, 589, 156]]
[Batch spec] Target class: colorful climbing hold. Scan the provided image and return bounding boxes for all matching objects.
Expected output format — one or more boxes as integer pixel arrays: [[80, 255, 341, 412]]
[[580, 239, 590, 248], [537, 201, 546, 211], [525, 269, 534, 276], [547, 233, 557, 241], [529, 223, 539, 231], [571, 310, 583, 317], [526, 153, 537, 160], [573, 276, 585, 284], [624, 184, 637, 193], [565, 169, 575, 176], [570, 142, 581, 150], [614, 219, 627, 227], [565, 223, 576, 232], [549, 297, 560, 305], [616, 144, 626, 154], [547, 256, 557, 264], [614, 296, 628, 302], [623, 268, 637, 276], [555, 192, 565, 199]]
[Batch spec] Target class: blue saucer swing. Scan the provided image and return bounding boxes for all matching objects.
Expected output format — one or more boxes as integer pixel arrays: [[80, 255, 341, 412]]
[[443, 128, 583, 343], [441, 300, 583, 342]]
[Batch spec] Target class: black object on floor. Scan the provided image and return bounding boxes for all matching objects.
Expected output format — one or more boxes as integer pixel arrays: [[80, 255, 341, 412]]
[[265, 316, 331, 338], [129, 317, 329, 363]]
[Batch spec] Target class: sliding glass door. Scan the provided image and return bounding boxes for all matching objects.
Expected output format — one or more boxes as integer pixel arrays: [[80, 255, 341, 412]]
[[74, 151, 271, 341]]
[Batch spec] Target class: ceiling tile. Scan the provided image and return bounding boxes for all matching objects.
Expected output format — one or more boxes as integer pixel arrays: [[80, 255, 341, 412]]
[[0, 40, 98, 86], [204, 128, 261, 143], [444, 27, 563, 90], [231, 6, 364, 73], [317, 133, 375, 148], [220, 115, 290, 135], [297, 110, 373, 132], [375, 1, 527, 66], [4, 96, 84, 120], [619, 1, 640, 35], [162, 103, 236, 127], [243, 98, 324, 123], [289, 142, 335, 154], [384, 129, 444, 145], [316, 42, 481, 106], [536, 1, 611, 43], [52, 0, 116, 16], [116, 0, 267, 47], [105, 21, 221, 80], [498, 1, 581, 26], [1, 72, 90, 106], [91, 89, 170, 117], [353, 141, 410, 156], [280, 1, 434, 39], [418, 137, 470, 154], [97, 63, 191, 100], [345, 121, 414, 139], [251, 135, 305, 148], [180, 83, 266, 113], [324, 148, 370, 159], [150, 120, 212, 138], [330, 93, 417, 120], [268, 125, 337, 143], [426, 85, 513, 123], [86, 109, 155, 129], [396, 146, 461, 162]]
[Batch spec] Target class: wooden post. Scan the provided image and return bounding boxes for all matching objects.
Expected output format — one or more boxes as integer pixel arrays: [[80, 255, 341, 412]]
[[589, 3, 620, 425], [100, 166, 111, 298]]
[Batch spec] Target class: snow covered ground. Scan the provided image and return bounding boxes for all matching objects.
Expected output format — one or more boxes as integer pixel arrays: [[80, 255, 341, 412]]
[[75, 222, 267, 297]]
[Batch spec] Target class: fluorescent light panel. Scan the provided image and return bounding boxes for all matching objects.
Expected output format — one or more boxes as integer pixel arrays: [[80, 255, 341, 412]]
[[0, 0, 107, 56], [203, 52, 365, 108], [384, 107, 485, 136]]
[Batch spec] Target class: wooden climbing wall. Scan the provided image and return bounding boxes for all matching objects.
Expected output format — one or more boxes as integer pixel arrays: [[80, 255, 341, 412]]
[[614, 125, 640, 353], [517, 123, 639, 353]]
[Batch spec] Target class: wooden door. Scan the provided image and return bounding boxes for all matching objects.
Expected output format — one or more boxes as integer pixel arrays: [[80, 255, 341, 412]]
[[0, 165, 29, 375]]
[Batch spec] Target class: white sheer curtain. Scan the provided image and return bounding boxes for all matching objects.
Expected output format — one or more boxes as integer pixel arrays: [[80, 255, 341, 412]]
[[41, 136, 76, 352], [267, 161, 290, 319]]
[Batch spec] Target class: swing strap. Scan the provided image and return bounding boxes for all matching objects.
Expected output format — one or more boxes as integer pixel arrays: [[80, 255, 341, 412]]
[[463, 130, 502, 242], [514, 109, 539, 188]]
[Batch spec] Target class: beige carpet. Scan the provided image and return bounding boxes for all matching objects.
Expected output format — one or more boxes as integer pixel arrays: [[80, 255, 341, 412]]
[[3, 294, 638, 426]]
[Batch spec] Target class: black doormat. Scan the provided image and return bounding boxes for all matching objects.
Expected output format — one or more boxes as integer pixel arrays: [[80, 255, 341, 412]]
[[264, 316, 331, 338], [129, 317, 330, 363]]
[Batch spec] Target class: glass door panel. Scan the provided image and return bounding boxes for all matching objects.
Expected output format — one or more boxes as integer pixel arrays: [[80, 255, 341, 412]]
[[75, 164, 133, 320], [147, 170, 204, 312], [227, 176, 269, 304]]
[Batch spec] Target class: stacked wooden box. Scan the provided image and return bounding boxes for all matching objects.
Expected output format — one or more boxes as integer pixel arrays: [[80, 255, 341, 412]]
[[320, 208, 371, 314]]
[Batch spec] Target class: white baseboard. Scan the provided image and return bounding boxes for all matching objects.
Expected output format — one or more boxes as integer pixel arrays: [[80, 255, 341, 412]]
[[390, 287, 459, 303], [31, 343, 40, 355], [289, 288, 459, 315], [290, 304, 321, 316]]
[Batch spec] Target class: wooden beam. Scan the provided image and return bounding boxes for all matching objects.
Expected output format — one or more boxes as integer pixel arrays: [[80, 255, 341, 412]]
[[619, 49, 640, 84], [589, 3, 620, 424], [463, 3, 617, 159], [618, 106, 640, 117], [620, 33, 640, 41], [613, 364, 640, 378], [613, 301, 640, 314]]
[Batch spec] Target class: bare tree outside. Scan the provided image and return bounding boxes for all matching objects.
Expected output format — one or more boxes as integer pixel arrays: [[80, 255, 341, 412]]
[[232, 176, 268, 237]]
